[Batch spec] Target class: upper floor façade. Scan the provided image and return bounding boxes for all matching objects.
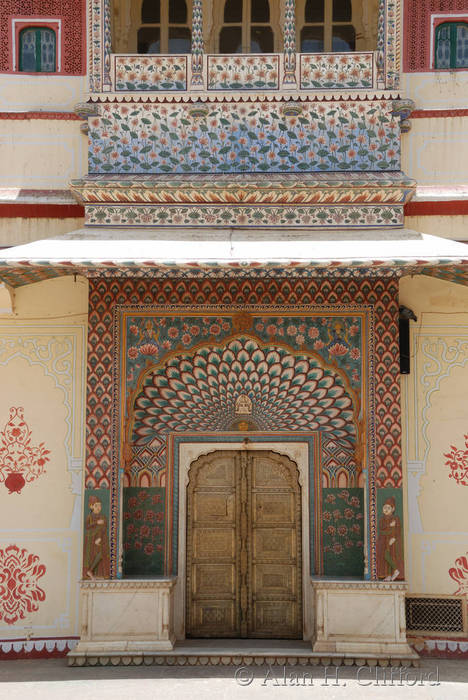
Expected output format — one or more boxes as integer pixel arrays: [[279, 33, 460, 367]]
[[88, 0, 398, 94]]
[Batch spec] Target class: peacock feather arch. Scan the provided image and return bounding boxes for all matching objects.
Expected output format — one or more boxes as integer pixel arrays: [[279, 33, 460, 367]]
[[128, 335, 360, 449]]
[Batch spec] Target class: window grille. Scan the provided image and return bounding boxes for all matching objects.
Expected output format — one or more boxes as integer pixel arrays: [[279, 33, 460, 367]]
[[435, 21, 468, 69], [406, 596, 466, 635], [19, 27, 56, 72]]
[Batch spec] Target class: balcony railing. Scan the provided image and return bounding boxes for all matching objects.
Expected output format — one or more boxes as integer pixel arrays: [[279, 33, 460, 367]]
[[111, 52, 377, 93]]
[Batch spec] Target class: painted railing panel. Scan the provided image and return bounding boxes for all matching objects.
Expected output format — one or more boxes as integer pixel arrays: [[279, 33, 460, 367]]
[[114, 55, 188, 91], [111, 52, 377, 92], [88, 100, 400, 174], [300, 53, 375, 90], [207, 54, 280, 90]]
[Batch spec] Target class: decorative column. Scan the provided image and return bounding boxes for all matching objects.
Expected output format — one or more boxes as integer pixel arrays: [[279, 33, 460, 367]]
[[88, 0, 112, 92], [282, 0, 297, 87], [89, 0, 103, 92], [103, 0, 113, 90], [376, 0, 385, 87], [376, 0, 400, 90], [191, 0, 204, 88]]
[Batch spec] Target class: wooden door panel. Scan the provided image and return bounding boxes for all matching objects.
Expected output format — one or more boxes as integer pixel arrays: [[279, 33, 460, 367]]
[[192, 563, 236, 597], [253, 492, 296, 523], [187, 450, 301, 639], [195, 457, 236, 487], [193, 527, 236, 559], [187, 451, 240, 638], [253, 602, 299, 635], [193, 492, 235, 525], [252, 563, 295, 596], [249, 451, 302, 639], [252, 528, 297, 559], [190, 600, 238, 637]]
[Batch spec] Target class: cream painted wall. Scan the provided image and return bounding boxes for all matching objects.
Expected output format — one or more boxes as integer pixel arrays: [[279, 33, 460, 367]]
[[0, 76, 87, 112], [0, 275, 87, 641], [405, 216, 468, 242], [0, 119, 87, 189], [0, 218, 84, 247], [400, 274, 468, 598], [401, 72, 468, 111], [401, 116, 468, 188]]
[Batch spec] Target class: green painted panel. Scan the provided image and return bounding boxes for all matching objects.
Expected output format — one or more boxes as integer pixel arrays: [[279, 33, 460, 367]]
[[123, 487, 165, 576], [322, 487, 364, 577]]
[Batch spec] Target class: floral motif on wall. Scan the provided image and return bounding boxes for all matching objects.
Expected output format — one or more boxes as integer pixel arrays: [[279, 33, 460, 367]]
[[114, 56, 187, 91], [0, 545, 46, 625], [449, 552, 468, 596], [88, 101, 400, 174], [444, 435, 468, 486], [125, 314, 363, 398], [122, 488, 165, 575], [322, 488, 364, 576], [86, 204, 403, 229], [0, 408, 50, 494], [300, 53, 374, 90], [207, 55, 280, 90]]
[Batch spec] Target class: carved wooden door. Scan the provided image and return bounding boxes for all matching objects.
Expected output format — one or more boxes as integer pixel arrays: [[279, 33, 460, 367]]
[[186, 450, 302, 638]]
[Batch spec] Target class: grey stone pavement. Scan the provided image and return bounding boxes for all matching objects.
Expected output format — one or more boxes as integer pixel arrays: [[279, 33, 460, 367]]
[[0, 659, 468, 700]]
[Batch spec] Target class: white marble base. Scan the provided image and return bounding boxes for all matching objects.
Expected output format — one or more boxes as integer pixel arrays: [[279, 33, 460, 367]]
[[312, 580, 418, 659], [69, 578, 177, 658]]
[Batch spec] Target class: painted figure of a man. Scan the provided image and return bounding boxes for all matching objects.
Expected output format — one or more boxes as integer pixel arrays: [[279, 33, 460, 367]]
[[377, 496, 404, 580], [83, 495, 110, 579]]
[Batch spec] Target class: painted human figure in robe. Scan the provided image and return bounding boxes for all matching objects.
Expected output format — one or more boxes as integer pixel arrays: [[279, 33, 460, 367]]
[[377, 496, 404, 580], [83, 495, 110, 579]]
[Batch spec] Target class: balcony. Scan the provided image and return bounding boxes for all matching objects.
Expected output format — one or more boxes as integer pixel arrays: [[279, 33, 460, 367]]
[[111, 51, 378, 92]]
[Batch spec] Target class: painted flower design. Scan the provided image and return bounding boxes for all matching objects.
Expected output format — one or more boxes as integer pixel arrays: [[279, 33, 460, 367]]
[[139, 343, 159, 356], [329, 343, 349, 357], [115, 56, 187, 92], [0, 545, 46, 625], [444, 435, 468, 486], [89, 100, 399, 176], [449, 553, 468, 595], [0, 408, 51, 494]]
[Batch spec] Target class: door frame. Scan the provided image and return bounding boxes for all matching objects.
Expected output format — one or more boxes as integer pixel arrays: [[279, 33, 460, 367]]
[[174, 439, 312, 640]]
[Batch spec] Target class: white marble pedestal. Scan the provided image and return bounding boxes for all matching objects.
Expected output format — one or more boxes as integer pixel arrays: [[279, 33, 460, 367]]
[[312, 579, 419, 660], [68, 578, 177, 663]]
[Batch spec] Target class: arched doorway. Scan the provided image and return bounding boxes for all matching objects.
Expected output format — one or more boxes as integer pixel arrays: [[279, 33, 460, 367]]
[[186, 449, 302, 638]]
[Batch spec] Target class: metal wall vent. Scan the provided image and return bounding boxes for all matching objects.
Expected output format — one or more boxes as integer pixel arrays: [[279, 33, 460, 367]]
[[406, 596, 466, 635]]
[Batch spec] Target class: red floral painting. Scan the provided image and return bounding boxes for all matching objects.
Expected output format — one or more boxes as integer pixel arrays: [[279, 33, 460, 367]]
[[322, 488, 364, 576], [444, 435, 468, 486], [449, 553, 468, 596], [0, 545, 46, 625], [0, 408, 50, 494], [123, 487, 165, 575]]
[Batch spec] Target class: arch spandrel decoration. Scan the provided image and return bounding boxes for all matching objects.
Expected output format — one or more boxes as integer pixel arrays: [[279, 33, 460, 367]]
[[131, 335, 357, 444]]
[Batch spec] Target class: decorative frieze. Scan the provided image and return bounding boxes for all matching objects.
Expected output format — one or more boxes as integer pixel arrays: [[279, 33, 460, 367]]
[[84, 204, 404, 228], [207, 55, 280, 91], [300, 53, 375, 91], [88, 100, 401, 175], [114, 56, 188, 92], [72, 172, 415, 206]]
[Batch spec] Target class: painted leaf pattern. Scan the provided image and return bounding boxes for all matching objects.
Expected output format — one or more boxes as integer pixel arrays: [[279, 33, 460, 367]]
[[89, 101, 400, 175]]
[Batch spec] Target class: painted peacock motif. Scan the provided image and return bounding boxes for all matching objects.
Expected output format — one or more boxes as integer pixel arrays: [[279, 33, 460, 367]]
[[132, 337, 356, 446]]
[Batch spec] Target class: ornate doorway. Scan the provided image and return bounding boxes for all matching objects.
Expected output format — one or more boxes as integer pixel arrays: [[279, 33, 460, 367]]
[[186, 450, 302, 638]]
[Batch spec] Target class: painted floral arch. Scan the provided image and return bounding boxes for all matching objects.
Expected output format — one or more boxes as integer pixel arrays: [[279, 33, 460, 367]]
[[131, 335, 358, 447]]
